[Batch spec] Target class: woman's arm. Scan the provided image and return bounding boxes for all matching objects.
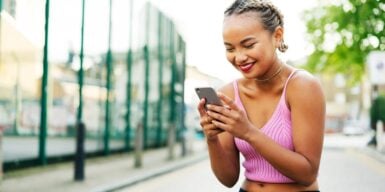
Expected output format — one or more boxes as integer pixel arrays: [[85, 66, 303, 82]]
[[197, 84, 240, 187], [206, 132, 240, 187]]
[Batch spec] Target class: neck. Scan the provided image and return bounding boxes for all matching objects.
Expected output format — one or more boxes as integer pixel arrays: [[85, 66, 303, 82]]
[[255, 64, 284, 83]]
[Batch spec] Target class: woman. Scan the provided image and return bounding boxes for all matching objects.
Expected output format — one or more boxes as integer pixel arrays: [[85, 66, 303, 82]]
[[197, 0, 325, 191]]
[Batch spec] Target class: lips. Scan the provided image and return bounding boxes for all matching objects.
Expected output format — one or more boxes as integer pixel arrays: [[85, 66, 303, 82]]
[[238, 63, 254, 73]]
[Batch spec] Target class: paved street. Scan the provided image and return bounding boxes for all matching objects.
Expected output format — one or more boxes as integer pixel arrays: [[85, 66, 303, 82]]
[[118, 133, 385, 192], [318, 148, 385, 191], [116, 158, 240, 192], [3, 132, 385, 192]]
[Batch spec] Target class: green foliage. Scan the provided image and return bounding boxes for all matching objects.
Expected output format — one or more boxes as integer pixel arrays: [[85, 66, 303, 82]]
[[303, 0, 385, 85], [370, 95, 385, 129]]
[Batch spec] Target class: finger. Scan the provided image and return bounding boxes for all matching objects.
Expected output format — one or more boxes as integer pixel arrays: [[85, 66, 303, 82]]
[[211, 120, 229, 131], [207, 110, 231, 124], [197, 98, 207, 116], [217, 92, 240, 111], [207, 104, 230, 116], [200, 115, 215, 128], [207, 116, 213, 123], [199, 115, 209, 126], [203, 121, 224, 132], [203, 122, 219, 130], [202, 123, 222, 137]]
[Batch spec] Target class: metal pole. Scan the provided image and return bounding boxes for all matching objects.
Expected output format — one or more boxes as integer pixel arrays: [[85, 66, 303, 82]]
[[39, 0, 50, 166], [168, 22, 176, 160], [156, 12, 163, 147], [74, 122, 85, 181], [74, 0, 86, 181], [77, 0, 86, 125], [124, 0, 134, 151], [104, 0, 113, 156], [143, 3, 150, 149], [180, 38, 187, 156], [13, 60, 21, 135]]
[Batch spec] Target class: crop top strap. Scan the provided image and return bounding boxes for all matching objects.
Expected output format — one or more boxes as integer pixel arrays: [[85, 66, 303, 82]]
[[282, 69, 303, 96]]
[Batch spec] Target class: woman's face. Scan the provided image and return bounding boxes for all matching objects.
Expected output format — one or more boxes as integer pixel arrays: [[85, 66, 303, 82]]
[[223, 12, 281, 79]]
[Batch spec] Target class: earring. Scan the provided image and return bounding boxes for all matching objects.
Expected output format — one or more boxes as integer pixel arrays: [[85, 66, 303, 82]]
[[278, 40, 288, 52]]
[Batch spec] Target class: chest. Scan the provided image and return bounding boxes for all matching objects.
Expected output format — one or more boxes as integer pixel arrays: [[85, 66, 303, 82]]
[[239, 91, 283, 129]]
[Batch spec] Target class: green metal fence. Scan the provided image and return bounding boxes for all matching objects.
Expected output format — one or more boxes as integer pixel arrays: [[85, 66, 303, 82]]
[[0, 0, 186, 171]]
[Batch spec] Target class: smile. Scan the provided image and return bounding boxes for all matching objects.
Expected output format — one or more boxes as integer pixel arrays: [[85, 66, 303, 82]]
[[238, 63, 254, 73]]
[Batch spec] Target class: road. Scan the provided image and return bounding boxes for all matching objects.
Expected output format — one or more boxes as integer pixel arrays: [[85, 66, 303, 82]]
[[318, 148, 385, 191], [117, 134, 385, 192]]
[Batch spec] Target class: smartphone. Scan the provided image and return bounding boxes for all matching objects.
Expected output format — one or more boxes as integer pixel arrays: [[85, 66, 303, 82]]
[[195, 87, 223, 109]]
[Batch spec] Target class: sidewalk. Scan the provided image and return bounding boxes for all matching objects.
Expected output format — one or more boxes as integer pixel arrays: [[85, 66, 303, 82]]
[[1, 140, 208, 192], [323, 132, 385, 163], [359, 145, 385, 164], [3, 133, 385, 192]]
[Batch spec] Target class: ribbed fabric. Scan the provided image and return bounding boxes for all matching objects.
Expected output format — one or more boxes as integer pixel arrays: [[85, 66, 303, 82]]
[[233, 70, 300, 183]]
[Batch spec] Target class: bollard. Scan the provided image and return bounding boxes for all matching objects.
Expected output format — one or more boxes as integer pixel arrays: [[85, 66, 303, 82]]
[[168, 123, 176, 160], [134, 122, 143, 168], [74, 122, 85, 181], [376, 121, 384, 152], [181, 130, 187, 157]]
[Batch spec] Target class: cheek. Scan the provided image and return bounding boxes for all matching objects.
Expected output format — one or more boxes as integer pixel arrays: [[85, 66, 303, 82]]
[[226, 53, 234, 64], [252, 46, 271, 61]]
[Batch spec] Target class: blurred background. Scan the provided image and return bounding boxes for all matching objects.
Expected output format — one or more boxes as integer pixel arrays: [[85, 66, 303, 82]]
[[0, 0, 385, 191]]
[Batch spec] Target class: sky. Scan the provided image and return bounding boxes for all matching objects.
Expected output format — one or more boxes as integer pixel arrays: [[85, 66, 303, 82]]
[[156, 0, 318, 82]]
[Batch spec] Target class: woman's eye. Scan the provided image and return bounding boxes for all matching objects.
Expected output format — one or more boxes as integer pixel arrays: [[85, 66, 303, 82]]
[[245, 43, 255, 49], [226, 47, 234, 52]]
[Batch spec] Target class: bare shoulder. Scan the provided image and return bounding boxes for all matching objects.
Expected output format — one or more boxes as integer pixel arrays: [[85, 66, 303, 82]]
[[288, 70, 323, 92], [217, 81, 236, 100], [286, 70, 325, 106]]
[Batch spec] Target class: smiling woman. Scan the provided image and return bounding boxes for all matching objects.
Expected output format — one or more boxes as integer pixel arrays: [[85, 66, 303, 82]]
[[196, 0, 325, 191]]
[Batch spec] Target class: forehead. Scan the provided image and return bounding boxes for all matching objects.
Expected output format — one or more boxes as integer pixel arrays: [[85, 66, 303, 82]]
[[223, 12, 267, 39]]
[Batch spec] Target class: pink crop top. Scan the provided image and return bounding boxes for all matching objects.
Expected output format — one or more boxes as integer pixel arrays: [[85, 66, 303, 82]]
[[233, 70, 300, 183]]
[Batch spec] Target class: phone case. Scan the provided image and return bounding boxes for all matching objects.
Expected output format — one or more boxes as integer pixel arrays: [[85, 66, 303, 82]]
[[195, 87, 223, 106]]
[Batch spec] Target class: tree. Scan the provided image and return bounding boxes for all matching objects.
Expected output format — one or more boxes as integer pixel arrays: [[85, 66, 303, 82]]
[[303, 0, 385, 85]]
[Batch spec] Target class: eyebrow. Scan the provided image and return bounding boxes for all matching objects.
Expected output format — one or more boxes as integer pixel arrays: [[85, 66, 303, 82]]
[[224, 37, 256, 46], [240, 37, 256, 44]]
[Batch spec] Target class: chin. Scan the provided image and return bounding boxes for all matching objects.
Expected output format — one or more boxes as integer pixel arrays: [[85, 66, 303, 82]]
[[239, 72, 256, 80]]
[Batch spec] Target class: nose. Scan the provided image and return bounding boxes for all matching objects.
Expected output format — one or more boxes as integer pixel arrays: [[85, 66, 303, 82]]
[[234, 51, 247, 65]]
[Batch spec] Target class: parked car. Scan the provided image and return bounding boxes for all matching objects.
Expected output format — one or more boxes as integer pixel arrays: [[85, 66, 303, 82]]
[[342, 119, 369, 136]]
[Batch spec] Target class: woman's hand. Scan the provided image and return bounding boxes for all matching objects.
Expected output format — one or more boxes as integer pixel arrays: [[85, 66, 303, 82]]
[[197, 98, 224, 140], [206, 92, 255, 140]]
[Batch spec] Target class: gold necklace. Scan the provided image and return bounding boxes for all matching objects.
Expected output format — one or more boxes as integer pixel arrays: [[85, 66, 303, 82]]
[[255, 65, 284, 82]]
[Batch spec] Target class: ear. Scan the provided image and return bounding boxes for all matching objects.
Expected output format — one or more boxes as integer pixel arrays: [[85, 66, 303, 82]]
[[273, 26, 284, 47]]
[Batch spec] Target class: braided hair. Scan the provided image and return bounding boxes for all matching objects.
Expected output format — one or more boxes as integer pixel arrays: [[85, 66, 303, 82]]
[[225, 0, 288, 52]]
